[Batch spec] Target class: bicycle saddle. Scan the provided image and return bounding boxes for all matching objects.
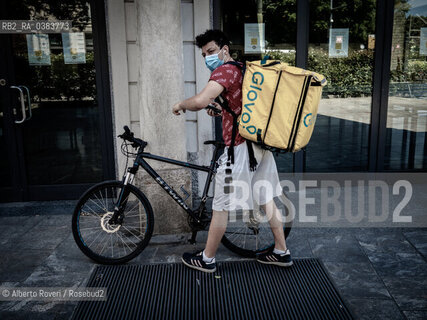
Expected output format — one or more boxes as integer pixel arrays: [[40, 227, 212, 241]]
[[204, 140, 225, 148]]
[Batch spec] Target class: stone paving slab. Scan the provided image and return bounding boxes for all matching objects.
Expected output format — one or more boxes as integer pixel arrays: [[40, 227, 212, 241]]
[[381, 276, 427, 310], [403, 310, 427, 320], [403, 230, 427, 258], [0, 249, 53, 283], [0, 214, 425, 319], [322, 261, 392, 300], [309, 234, 370, 263], [346, 298, 405, 320], [356, 232, 419, 255], [366, 252, 427, 278]]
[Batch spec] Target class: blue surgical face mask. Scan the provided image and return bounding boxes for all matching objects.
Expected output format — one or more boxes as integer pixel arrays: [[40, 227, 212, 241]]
[[205, 49, 224, 71]]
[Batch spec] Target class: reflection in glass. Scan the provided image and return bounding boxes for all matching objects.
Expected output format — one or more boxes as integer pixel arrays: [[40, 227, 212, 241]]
[[305, 0, 377, 171], [222, 0, 296, 64], [385, 0, 427, 170], [9, 1, 103, 184]]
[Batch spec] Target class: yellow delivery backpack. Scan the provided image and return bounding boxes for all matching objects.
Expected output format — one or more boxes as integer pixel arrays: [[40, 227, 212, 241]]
[[238, 60, 327, 152]]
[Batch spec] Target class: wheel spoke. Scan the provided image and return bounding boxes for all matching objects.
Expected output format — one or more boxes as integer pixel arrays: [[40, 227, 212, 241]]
[[79, 212, 100, 219], [88, 197, 107, 214], [110, 233, 114, 258], [124, 201, 141, 215], [79, 226, 102, 231], [88, 228, 106, 248], [94, 231, 109, 253], [82, 202, 104, 218], [121, 225, 144, 241], [104, 189, 109, 212], [98, 233, 110, 255], [93, 192, 107, 211], [116, 231, 135, 253]]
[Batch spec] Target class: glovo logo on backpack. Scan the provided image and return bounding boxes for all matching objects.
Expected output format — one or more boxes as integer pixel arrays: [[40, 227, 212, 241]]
[[238, 60, 326, 153], [240, 71, 264, 136], [303, 113, 316, 127]]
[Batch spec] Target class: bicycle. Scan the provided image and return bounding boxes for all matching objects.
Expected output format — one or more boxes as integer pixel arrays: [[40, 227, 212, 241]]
[[72, 126, 292, 264]]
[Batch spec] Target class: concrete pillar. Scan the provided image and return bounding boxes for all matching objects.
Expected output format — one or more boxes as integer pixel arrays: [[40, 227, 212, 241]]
[[106, 0, 131, 180], [135, 0, 191, 234], [194, 0, 215, 199]]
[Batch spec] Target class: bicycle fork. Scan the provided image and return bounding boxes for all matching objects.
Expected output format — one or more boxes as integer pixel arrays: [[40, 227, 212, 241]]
[[109, 167, 136, 225]]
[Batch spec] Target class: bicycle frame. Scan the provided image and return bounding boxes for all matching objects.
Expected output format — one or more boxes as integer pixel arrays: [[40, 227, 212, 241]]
[[122, 145, 223, 224]]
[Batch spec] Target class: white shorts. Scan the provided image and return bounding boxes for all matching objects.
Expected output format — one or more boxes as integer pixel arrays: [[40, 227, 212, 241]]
[[212, 141, 282, 211]]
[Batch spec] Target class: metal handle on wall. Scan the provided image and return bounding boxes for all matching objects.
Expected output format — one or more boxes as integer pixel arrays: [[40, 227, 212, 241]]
[[20, 85, 32, 120], [10, 86, 26, 124]]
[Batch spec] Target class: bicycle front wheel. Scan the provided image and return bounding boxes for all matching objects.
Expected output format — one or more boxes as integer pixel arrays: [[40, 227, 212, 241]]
[[221, 206, 293, 258], [72, 180, 154, 264]]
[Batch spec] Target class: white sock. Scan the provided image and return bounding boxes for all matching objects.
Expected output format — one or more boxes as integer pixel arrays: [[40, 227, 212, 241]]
[[273, 248, 289, 256], [202, 250, 215, 263]]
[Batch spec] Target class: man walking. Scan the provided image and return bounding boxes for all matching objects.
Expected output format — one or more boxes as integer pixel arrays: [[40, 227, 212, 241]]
[[172, 30, 292, 272]]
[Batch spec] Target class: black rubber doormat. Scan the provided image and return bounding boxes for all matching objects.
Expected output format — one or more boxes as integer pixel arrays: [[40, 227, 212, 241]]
[[72, 259, 353, 319]]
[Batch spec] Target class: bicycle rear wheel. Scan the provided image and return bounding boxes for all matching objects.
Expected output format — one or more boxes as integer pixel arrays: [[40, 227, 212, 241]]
[[221, 205, 293, 258], [72, 180, 154, 264]]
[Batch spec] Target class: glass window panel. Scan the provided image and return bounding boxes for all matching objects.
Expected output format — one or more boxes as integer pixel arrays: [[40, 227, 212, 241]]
[[384, 0, 427, 170], [8, 1, 103, 185], [306, 0, 377, 172]]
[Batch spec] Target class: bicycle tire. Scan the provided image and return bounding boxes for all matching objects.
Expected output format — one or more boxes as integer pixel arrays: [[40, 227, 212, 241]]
[[72, 180, 154, 265], [221, 209, 293, 258]]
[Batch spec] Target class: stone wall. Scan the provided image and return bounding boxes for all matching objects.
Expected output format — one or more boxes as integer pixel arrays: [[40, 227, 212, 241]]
[[106, 0, 212, 234], [134, 0, 191, 234]]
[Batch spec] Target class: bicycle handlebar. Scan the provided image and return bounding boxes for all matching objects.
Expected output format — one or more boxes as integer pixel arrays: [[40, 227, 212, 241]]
[[118, 126, 148, 149]]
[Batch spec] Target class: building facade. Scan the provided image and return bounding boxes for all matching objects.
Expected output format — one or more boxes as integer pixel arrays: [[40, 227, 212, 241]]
[[0, 0, 426, 233]]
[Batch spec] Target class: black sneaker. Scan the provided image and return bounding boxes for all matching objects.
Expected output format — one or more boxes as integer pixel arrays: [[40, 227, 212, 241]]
[[182, 251, 217, 273], [256, 248, 293, 267]]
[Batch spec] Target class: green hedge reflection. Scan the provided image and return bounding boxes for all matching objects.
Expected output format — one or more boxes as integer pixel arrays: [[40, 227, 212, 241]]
[[15, 51, 96, 103]]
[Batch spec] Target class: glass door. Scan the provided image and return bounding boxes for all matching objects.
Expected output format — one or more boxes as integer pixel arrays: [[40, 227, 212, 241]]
[[383, 0, 427, 171], [0, 0, 113, 201], [304, 0, 377, 172]]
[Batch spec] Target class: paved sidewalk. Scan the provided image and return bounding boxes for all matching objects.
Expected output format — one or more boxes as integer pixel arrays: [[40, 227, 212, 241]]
[[0, 214, 426, 319]]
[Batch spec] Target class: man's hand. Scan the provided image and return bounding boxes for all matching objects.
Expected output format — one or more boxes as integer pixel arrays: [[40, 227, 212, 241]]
[[206, 102, 222, 117], [172, 102, 186, 115]]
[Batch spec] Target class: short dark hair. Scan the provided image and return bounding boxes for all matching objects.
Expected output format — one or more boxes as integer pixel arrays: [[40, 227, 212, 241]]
[[195, 29, 230, 49]]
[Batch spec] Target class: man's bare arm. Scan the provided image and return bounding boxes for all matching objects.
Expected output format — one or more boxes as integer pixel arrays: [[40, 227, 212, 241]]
[[172, 81, 224, 115]]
